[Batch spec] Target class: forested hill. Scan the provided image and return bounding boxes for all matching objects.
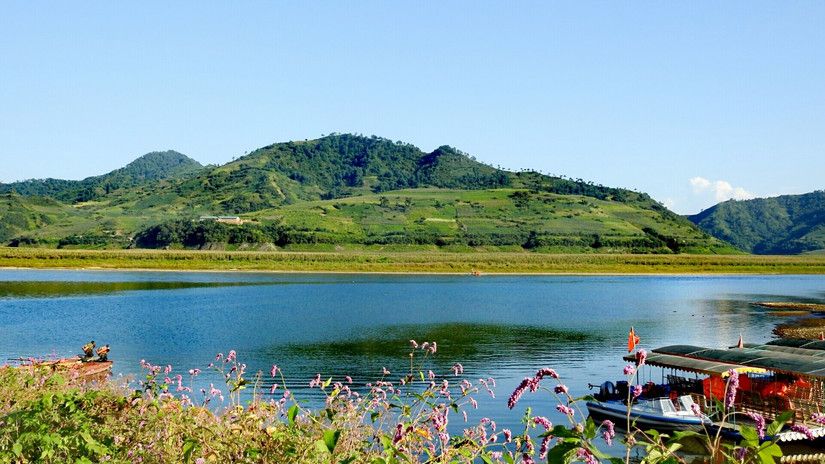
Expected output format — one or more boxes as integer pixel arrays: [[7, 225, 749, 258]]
[[0, 134, 738, 253], [176, 134, 663, 213], [0, 150, 203, 202], [689, 191, 825, 254]]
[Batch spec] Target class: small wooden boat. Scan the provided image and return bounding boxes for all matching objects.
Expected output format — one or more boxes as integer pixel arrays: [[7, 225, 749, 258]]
[[5, 356, 112, 383]]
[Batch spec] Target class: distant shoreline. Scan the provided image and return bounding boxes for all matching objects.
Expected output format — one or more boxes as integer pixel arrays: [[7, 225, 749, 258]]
[[1, 248, 824, 275]]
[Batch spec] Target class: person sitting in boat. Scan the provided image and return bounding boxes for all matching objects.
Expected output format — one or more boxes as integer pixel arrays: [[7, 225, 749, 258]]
[[96, 344, 110, 362], [81, 340, 96, 361]]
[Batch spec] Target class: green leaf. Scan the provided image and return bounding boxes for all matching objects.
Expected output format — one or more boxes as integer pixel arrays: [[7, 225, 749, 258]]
[[669, 430, 702, 441], [758, 442, 782, 457], [766, 410, 794, 436], [480, 455, 494, 464], [739, 424, 759, 442], [322, 377, 333, 389], [546, 441, 578, 463], [182, 439, 197, 463], [323, 429, 341, 453], [287, 404, 299, 426], [315, 439, 329, 454], [584, 417, 596, 439], [549, 424, 579, 438], [12, 442, 22, 457]]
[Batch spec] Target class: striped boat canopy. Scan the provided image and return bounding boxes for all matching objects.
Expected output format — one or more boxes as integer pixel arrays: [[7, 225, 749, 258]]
[[651, 345, 825, 379], [622, 352, 746, 376]]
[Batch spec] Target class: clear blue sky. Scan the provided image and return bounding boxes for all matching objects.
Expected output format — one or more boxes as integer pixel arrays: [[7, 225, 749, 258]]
[[1, 2, 823, 214]]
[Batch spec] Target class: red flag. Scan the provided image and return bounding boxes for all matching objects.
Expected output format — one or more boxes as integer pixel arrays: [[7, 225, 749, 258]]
[[736, 334, 744, 349], [628, 327, 640, 353]]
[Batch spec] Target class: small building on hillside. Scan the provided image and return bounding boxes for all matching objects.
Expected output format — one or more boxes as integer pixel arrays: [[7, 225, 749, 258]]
[[199, 215, 243, 224]]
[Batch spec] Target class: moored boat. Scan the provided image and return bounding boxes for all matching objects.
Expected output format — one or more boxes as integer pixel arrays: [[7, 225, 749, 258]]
[[586, 382, 712, 432]]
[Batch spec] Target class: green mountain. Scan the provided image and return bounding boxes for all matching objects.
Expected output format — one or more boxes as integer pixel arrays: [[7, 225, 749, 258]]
[[688, 191, 825, 254], [0, 150, 203, 203], [172, 134, 659, 213], [0, 134, 737, 253]]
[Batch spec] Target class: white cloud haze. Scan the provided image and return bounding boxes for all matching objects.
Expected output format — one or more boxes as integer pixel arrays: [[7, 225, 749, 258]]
[[689, 176, 754, 202]]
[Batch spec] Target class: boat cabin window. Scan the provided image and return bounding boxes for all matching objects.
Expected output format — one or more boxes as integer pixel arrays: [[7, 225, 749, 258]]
[[678, 395, 696, 411], [654, 398, 676, 413]]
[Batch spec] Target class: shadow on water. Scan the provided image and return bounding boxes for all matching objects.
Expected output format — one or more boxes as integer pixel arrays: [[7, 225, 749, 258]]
[[0, 280, 274, 299], [266, 323, 600, 382]]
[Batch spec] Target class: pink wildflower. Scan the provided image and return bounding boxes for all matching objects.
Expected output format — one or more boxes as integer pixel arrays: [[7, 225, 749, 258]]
[[535, 368, 559, 380], [410, 339, 418, 348], [812, 413, 825, 425], [270, 365, 278, 377], [632, 384, 643, 398], [451, 363, 464, 375], [309, 373, 322, 388], [540, 435, 552, 459], [382, 367, 390, 376], [533, 416, 552, 430], [725, 369, 739, 408], [508, 377, 531, 409], [635, 349, 647, 367], [746, 412, 766, 439], [576, 447, 597, 464], [503, 428, 512, 443], [791, 424, 815, 440], [188, 368, 200, 377], [345, 375, 353, 384], [554, 384, 569, 395], [623, 365, 635, 375], [522, 453, 535, 464], [602, 419, 615, 445], [393, 423, 404, 444], [428, 370, 436, 380], [270, 383, 278, 394], [556, 404, 575, 416], [226, 350, 236, 362], [691, 403, 702, 417]]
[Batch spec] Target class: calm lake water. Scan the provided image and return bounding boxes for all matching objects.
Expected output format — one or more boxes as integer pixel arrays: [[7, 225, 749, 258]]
[[1, 269, 824, 433]]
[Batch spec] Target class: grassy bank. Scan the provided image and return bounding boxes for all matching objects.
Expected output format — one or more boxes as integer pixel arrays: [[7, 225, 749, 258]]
[[1, 247, 825, 274]]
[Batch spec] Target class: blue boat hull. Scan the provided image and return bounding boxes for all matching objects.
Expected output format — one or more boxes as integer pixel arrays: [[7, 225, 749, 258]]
[[586, 401, 710, 432]]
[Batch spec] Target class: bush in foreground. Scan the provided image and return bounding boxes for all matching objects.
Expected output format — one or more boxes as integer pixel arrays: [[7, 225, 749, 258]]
[[0, 344, 793, 463]]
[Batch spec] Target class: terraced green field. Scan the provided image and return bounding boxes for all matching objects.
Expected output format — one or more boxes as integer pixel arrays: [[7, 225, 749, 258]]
[[1, 247, 822, 274]]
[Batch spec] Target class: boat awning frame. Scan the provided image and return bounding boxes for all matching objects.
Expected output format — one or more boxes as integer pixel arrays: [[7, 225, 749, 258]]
[[652, 345, 825, 379], [622, 352, 747, 376]]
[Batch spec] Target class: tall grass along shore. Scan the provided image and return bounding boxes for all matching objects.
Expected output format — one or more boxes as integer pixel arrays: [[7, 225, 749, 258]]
[[1, 247, 824, 274]]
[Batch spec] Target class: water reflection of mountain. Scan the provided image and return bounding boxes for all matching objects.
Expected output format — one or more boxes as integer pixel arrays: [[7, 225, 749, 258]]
[[262, 323, 599, 383], [0, 280, 269, 298]]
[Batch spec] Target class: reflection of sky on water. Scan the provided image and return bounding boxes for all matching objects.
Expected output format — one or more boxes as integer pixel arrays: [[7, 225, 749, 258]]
[[0, 270, 823, 434]]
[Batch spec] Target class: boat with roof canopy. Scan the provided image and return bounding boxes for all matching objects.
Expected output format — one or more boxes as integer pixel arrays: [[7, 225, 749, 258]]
[[587, 338, 825, 450]]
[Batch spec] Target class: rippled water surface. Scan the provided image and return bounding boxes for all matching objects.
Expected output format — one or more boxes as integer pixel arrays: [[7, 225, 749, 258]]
[[1, 269, 823, 430]]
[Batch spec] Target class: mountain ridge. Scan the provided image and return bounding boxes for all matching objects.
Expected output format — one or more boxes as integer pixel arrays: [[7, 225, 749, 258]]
[[0, 150, 203, 202], [0, 134, 737, 253], [688, 190, 825, 254]]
